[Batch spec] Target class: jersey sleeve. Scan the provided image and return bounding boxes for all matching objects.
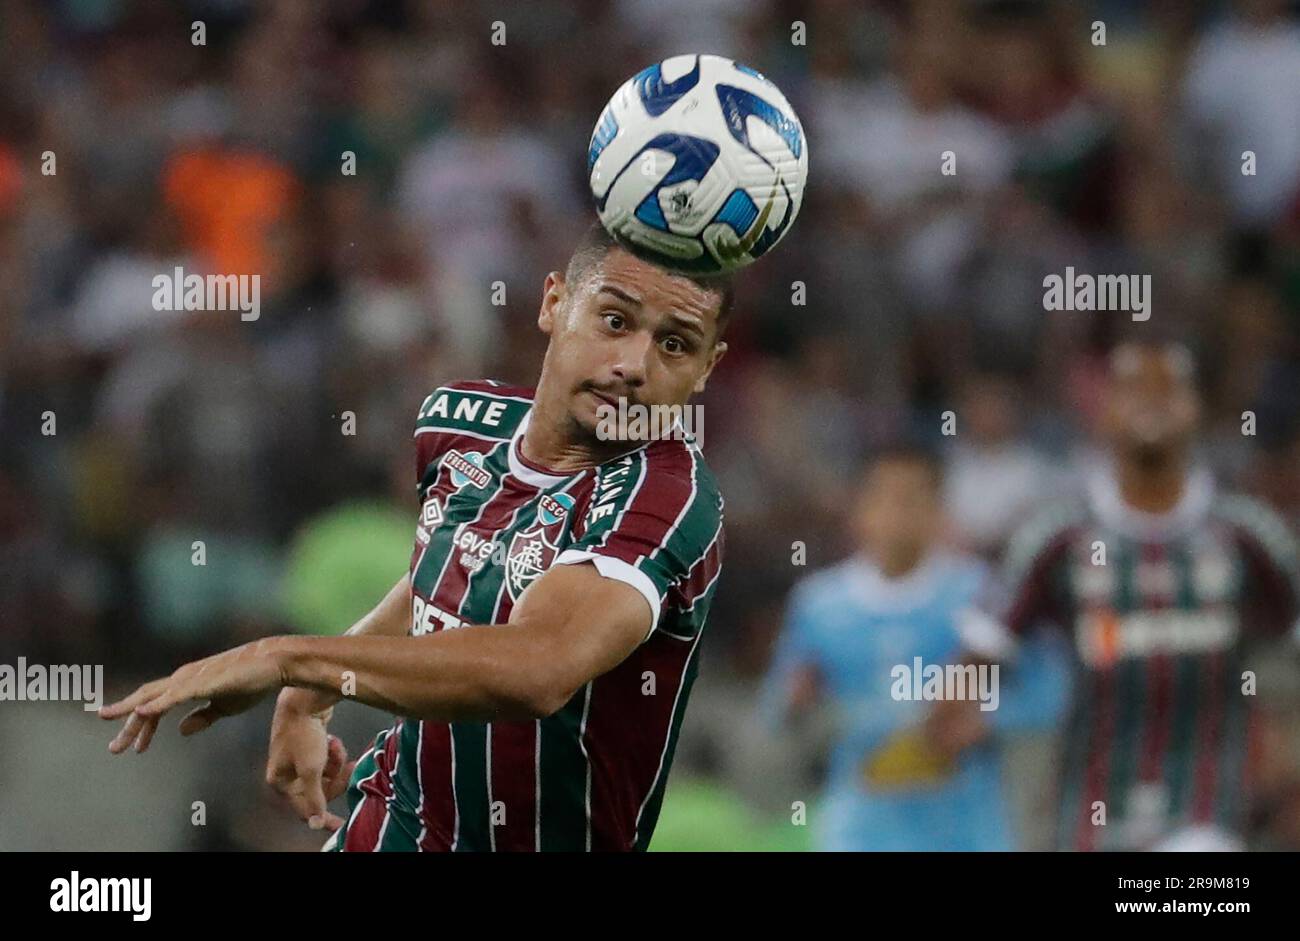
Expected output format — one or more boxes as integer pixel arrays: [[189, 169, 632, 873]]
[[413, 394, 442, 491], [1221, 496, 1300, 643], [554, 445, 723, 642]]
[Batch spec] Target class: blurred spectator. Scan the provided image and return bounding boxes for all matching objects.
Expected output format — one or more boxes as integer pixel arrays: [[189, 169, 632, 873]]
[[1182, 0, 1300, 230], [944, 372, 1065, 557]]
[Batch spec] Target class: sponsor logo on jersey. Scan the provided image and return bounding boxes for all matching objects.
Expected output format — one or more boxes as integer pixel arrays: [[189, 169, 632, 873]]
[[538, 491, 575, 527], [1076, 607, 1239, 666], [411, 595, 467, 635], [417, 389, 512, 427], [444, 449, 491, 489], [506, 526, 559, 602], [586, 455, 636, 527], [453, 526, 503, 575], [416, 495, 444, 545]]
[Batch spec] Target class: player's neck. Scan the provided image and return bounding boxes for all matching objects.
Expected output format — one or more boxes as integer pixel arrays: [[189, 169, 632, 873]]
[[1114, 452, 1189, 515], [872, 547, 928, 580], [521, 393, 641, 473]]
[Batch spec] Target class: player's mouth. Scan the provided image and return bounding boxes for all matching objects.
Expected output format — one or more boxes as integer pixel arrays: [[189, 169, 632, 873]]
[[583, 388, 625, 411]]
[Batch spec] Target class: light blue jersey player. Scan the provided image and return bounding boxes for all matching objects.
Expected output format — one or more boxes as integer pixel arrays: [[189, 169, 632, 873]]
[[762, 446, 1070, 851]]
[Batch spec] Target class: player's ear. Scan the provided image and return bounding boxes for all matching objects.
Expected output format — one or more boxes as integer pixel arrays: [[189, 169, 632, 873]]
[[539, 271, 565, 335], [694, 340, 727, 394]]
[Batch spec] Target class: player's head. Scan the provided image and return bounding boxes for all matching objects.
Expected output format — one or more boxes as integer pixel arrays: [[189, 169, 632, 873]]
[[536, 222, 732, 442], [1101, 339, 1201, 464], [852, 443, 945, 575]]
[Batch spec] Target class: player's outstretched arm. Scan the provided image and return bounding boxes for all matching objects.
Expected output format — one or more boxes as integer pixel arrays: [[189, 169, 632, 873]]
[[277, 572, 414, 719], [99, 563, 651, 748], [279, 562, 650, 721]]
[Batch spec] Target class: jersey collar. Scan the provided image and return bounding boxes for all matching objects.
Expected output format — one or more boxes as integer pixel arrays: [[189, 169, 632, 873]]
[[846, 552, 947, 610], [1086, 459, 1215, 541], [509, 410, 578, 489]]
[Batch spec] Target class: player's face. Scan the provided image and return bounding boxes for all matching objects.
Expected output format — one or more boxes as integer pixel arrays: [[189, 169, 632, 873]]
[[538, 248, 728, 440], [1102, 345, 1200, 459], [854, 460, 942, 568]]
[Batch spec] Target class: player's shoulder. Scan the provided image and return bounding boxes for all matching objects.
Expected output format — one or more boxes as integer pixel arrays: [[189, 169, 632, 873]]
[[1002, 492, 1090, 580], [1212, 492, 1299, 565], [647, 434, 721, 493], [414, 379, 535, 442], [601, 435, 721, 511], [793, 551, 986, 609], [933, 550, 992, 594], [580, 435, 723, 553], [787, 558, 857, 612]]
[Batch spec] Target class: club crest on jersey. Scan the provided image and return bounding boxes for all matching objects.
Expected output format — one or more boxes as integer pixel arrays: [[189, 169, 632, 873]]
[[505, 526, 558, 601], [444, 449, 491, 490], [538, 492, 575, 527]]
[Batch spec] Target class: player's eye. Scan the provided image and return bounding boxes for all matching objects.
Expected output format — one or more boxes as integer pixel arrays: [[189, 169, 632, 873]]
[[660, 335, 689, 356], [602, 311, 626, 332]]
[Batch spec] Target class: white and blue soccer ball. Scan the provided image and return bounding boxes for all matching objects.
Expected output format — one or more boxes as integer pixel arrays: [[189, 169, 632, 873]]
[[587, 54, 808, 275]]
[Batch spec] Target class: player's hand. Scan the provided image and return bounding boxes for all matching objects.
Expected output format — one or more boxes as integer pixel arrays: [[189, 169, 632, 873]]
[[267, 691, 354, 831], [921, 696, 992, 762], [99, 638, 287, 754]]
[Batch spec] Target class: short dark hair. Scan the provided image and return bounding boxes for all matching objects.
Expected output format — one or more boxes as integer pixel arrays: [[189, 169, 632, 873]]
[[864, 440, 945, 490], [564, 221, 736, 337]]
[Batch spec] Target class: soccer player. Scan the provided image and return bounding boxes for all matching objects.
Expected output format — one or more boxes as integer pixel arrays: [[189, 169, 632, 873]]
[[948, 339, 1300, 850], [100, 223, 729, 852], [762, 446, 1070, 851]]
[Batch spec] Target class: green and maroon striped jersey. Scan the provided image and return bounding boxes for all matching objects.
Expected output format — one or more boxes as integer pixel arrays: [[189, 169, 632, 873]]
[[976, 466, 1299, 850], [332, 380, 724, 852]]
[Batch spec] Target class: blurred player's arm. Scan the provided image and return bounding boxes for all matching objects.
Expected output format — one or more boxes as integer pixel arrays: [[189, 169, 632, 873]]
[[980, 630, 1073, 733], [1231, 502, 1300, 833], [925, 518, 1077, 758], [758, 584, 825, 729]]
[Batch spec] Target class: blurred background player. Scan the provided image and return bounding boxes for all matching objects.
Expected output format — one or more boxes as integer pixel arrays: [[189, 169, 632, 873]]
[[761, 446, 1070, 850], [952, 339, 1300, 850]]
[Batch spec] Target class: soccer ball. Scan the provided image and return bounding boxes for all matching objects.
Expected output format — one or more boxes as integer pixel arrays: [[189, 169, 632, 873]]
[[587, 54, 808, 275]]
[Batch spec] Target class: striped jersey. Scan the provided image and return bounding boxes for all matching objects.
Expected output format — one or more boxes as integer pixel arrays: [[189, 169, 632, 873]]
[[333, 380, 725, 852], [976, 465, 1300, 850]]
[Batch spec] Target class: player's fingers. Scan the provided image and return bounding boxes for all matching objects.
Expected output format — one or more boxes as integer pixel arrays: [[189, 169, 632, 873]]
[[108, 711, 145, 754], [132, 713, 161, 753], [99, 678, 169, 719], [284, 772, 330, 825], [134, 684, 191, 718], [322, 735, 347, 779], [316, 811, 346, 833], [324, 759, 358, 801]]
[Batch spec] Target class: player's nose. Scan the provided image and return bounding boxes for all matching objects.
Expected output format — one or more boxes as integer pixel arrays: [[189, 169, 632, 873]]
[[609, 332, 652, 386]]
